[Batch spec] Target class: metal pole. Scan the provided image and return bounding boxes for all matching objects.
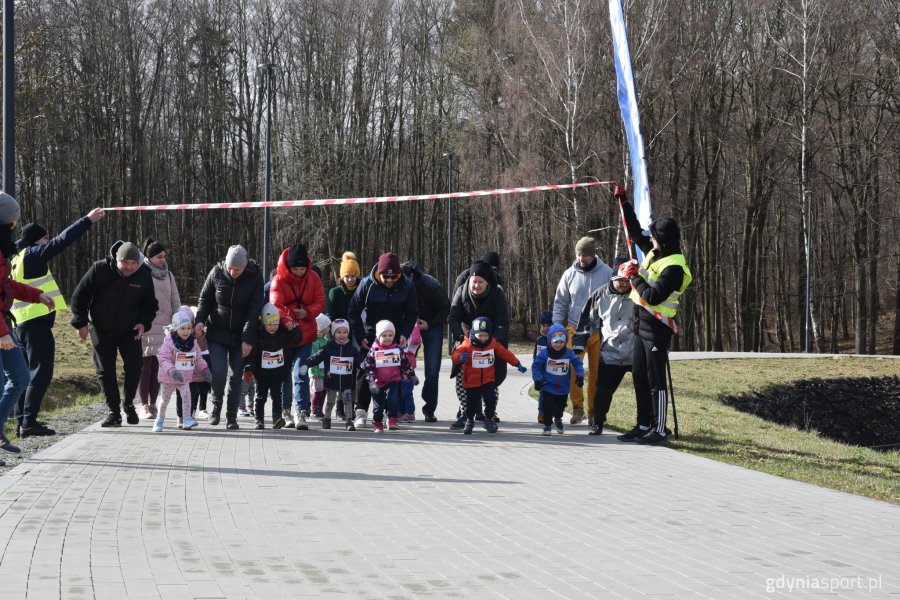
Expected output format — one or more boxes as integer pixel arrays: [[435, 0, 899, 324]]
[[258, 63, 278, 278], [3, 0, 15, 194], [445, 151, 455, 354], [804, 189, 812, 353]]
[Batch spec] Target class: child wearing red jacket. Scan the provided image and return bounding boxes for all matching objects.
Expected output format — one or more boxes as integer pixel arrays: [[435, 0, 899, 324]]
[[451, 316, 527, 435]]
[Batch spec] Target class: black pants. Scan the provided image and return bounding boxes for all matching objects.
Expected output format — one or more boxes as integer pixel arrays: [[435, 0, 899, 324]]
[[542, 391, 567, 423], [456, 360, 507, 418], [90, 328, 143, 413], [355, 367, 371, 412], [190, 382, 210, 412], [632, 336, 670, 434], [464, 382, 497, 421], [255, 370, 284, 423], [593, 361, 631, 426], [15, 319, 55, 428]]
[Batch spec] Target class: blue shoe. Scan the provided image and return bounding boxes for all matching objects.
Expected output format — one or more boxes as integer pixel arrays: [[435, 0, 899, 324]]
[[152, 418, 164, 433], [542, 425, 552, 436], [182, 416, 198, 430], [484, 420, 498, 434], [463, 420, 474, 435], [554, 419, 564, 435], [450, 416, 467, 431]]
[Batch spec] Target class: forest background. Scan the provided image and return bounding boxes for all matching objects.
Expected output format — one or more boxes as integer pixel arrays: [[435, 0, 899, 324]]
[[7, 0, 898, 354]]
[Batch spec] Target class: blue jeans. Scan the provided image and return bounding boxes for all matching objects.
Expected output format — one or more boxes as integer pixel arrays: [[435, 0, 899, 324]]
[[419, 326, 443, 413], [281, 344, 312, 414], [372, 381, 401, 423], [208, 341, 245, 420], [0, 329, 32, 431], [401, 379, 415, 414]]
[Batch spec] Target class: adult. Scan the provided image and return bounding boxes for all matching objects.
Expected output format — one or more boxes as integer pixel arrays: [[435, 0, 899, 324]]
[[552, 236, 612, 425], [614, 186, 693, 446], [347, 252, 417, 428], [453, 250, 503, 291], [575, 258, 636, 435], [70, 240, 159, 427], [136, 239, 181, 420], [11, 207, 105, 437], [194, 245, 264, 429], [447, 260, 510, 430], [401, 260, 450, 422], [270, 243, 325, 430]]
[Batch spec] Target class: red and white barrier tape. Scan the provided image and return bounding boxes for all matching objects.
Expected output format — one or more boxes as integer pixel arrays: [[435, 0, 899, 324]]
[[105, 181, 613, 211]]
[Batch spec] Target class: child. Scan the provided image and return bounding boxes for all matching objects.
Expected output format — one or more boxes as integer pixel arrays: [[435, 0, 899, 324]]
[[534, 310, 552, 425], [532, 324, 585, 435], [452, 316, 527, 435], [363, 320, 412, 433], [299, 319, 362, 430], [191, 306, 212, 420], [309, 313, 332, 420], [253, 303, 302, 429], [239, 363, 256, 418], [399, 325, 423, 422], [155, 309, 212, 432]]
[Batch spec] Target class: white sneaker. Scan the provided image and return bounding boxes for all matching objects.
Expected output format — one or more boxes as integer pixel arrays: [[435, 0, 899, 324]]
[[197, 410, 210, 420], [283, 409, 295, 429], [152, 418, 164, 433], [140, 405, 153, 420], [353, 409, 367, 429]]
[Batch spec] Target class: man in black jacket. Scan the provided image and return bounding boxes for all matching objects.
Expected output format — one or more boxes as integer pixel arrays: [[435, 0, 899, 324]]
[[70, 241, 159, 427], [401, 260, 450, 422], [12, 207, 105, 437]]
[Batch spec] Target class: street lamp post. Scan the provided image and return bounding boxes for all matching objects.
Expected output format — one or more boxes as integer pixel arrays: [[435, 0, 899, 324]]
[[257, 62, 279, 279], [804, 189, 813, 353], [443, 151, 456, 354]]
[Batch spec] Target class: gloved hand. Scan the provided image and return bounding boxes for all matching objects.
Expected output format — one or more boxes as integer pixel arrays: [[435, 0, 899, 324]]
[[412, 374, 420, 386], [621, 259, 639, 279], [203, 369, 213, 384], [298, 364, 309, 377], [533, 380, 543, 391], [458, 352, 469, 363], [171, 370, 184, 383], [614, 185, 628, 201], [516, 364, 527, 373], [571, 332, 588, 355], [576, 376, 584, 388], [368, 383, 380, 396]]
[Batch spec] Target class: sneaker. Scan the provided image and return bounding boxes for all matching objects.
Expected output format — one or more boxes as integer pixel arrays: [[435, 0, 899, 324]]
[[542, 425, 552, 436], [617, 425, 651, 442], [0, 433, 21, 454], [492, 414, 500, 423], [353, 409, 367, 429], [388, 417, 399, 431], [463, 420, 474, 435], [484, 420, 498, 434], [101, 412, 122, 428], [151, 418, 163, 432], [20, 423, 56, 437], [373, 421, 384, 433], [346, 418, 356, 431], [183, 417, 198, 430], [140, 405, 153, 420], [197, 410, 210, 420], [322, 418, 331, 430], [397, 413, 409, 423], [589, 423, 603, 436], [296, 411, 309, 431], [636, 431, 668, 446], [272, 417, 285, 430], [282, 410, 295, 429], [209, 406, 222, 426], [474, 413, 485, 422], [570, 406, 585, 424], [123, 405, 140, 425], [422, 408, 437, 423], [313, 411, 325, 420], [554, 419, 564, 435], [254, 420, 264, 430], [226, 420, 239, 430], [449, 415, 467, 431], [238, 407, 251, 417]]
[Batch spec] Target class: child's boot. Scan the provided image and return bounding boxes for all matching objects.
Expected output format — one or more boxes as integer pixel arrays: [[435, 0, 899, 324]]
[[373, 420, 384, 433], [463, 420, 474, 435], [388, 417, 399, 431], [555, 418, 564, 434], [542, 425, 552, 436], [345, 417, 356, 431], [182, 416, 198, 430], [354, 409, 367, 429], [322, 417, 331, 430], [282, 409, 295, 429]]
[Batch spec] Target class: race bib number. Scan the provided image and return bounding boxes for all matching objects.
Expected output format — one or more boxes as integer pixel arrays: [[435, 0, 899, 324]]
[[547, 358, 570, 376], [329, 356, 353, 375], [375, 348, 401, 368], [261, 349, 285, 369], [175, 351, 196, 371], [472, 349, 495, 369]]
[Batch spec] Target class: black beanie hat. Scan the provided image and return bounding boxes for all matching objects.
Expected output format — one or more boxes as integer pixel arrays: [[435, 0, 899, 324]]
[[479, 251, 500, 270], [21, 223, 47, 245], [287, 244, 310, 268], [650, 218, 680, 247], [143, 240, 166, 259], [539, 310, 553, 325], [470, 260, 494, 282]]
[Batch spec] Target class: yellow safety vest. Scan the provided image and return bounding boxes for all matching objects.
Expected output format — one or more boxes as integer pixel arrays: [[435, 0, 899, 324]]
[[629, 251, 692, 322], [10, 251, 67, 323]]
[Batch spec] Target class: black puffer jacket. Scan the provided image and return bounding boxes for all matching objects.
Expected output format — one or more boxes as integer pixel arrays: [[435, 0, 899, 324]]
[[70, 242, 158, 338], [195, 260, 265, 347], [251, 323, 302, 375], [347, 266, 418, 344], [404, 261, 450, 329], [448, 279, 510, 345], [303, 339, 362, 392]]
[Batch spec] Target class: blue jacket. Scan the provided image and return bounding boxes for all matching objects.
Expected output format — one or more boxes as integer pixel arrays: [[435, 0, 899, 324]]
[[532, 347, 584, 396]]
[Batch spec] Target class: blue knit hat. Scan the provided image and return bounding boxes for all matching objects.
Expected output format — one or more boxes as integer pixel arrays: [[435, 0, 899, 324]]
[[548, 324, 567, 343], [471, 316, 492, 336]]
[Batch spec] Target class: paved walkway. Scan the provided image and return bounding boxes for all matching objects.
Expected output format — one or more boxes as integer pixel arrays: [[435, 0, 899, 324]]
[[0, 357, 897, 599]]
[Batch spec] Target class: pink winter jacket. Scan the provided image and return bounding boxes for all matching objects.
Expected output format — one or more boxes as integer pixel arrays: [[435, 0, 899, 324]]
[[156, 332, 210, 385]]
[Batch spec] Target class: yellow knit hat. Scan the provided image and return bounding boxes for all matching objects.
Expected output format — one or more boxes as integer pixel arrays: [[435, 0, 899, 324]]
[[340, 251, 361, 278]]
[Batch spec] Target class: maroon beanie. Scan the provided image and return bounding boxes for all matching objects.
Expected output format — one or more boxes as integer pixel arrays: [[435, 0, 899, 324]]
[[377, 252, 401, 277]]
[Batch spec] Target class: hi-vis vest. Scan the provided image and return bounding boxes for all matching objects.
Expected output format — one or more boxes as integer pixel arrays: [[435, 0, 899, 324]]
[[10, 251, 67, 323], [629, 251, 692, 331]]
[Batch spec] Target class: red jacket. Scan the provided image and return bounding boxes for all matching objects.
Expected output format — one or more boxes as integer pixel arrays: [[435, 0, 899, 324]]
[[269, 247, 325, 347], [451, 336, 521, 389], [0, 248, 42, 337]]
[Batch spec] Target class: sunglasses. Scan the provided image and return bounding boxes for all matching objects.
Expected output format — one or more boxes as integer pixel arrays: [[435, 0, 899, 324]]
[[382, 273, 399, 280]]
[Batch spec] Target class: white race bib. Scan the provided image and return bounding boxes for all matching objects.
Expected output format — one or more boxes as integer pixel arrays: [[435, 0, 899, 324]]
[[261, 349, 285, 369], [472, 349, 495, 369], [547, 358, 570, 376], [374, 348, 401, 368], [175, 351, 196, 371], [329, 356, 353, 375]]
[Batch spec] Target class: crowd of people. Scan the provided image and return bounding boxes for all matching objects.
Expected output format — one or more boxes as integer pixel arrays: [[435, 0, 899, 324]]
[[0, 185, 691, 456]]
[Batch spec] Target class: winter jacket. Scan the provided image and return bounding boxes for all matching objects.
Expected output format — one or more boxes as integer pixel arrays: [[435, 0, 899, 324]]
[[270, 247, 325, 347], [575, 281, 636, 366], [309, 335, 329, 377], [552, 256, 613, 329], [363, 340, 412, 388], [156, 333, 210, 385], [251, 322, 303, 377], [621, 200, 687, 343], [348, 266, 418, 345], [70, 243, 158, 338], [451, 335, 521, 389], [142, 264, 181, 357], [532, 345, 584, 396], [533, 335, 548, 359], [453, 266, 503, 293], [13, 215, 93, 327], [304, 339, 362, 392], [325, 282, 356, 320], [194, 260, 265, 348], [404, 262, 450, 329], [448, 280, 510, 345], [0, 248, 43, 336]]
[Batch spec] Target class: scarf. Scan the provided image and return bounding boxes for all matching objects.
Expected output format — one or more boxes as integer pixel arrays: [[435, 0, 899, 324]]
[[146, 258, 169, 280], [171, 331, 195, 352]]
